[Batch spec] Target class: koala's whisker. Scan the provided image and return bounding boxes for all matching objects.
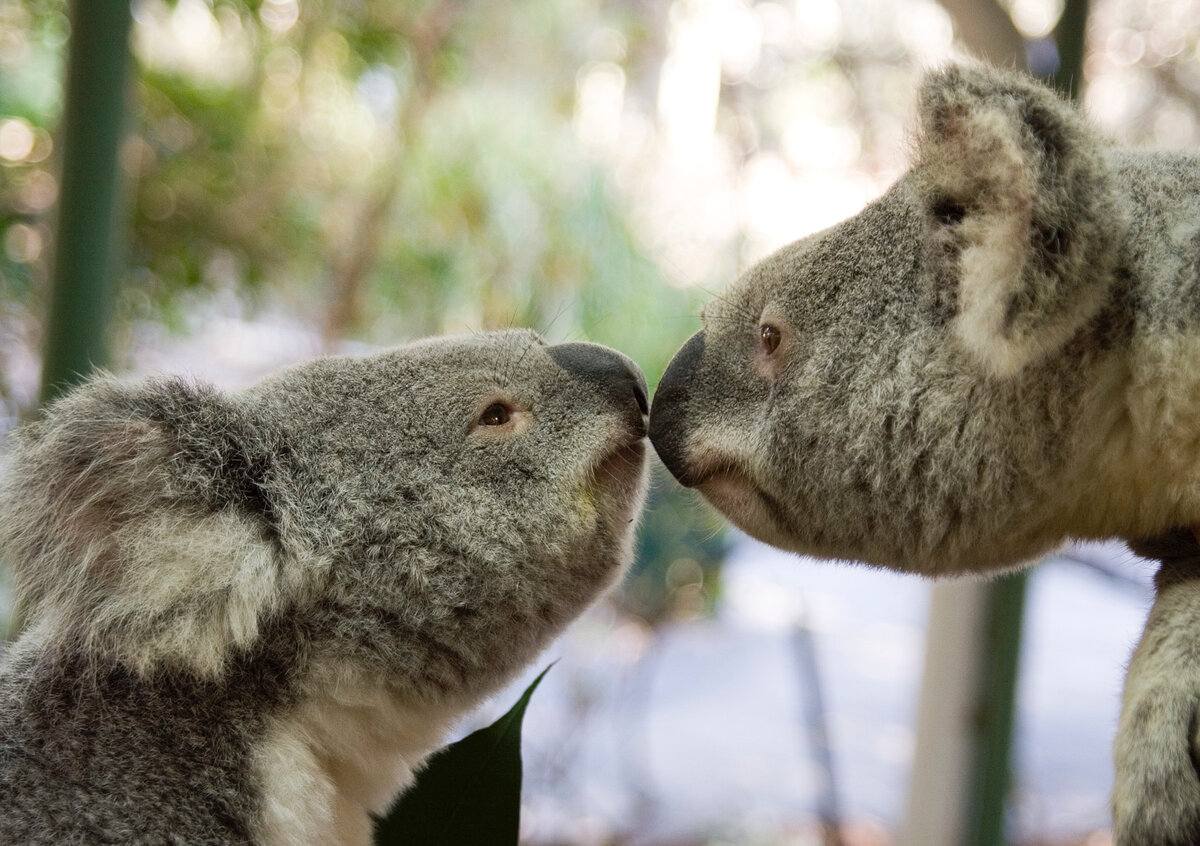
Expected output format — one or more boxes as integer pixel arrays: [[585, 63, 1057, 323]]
[[696, 522, 725, 545], [579, 308, 618, 339], [700, 314, 755, 331], [696, 287, 759, 325], [501, 307, 521, 332], [537, 298, 576, 343], [495, 346, 515, 387], [696, 285, 750, 310], [493, 327, 530, 386], [508, 335, 541, 382]]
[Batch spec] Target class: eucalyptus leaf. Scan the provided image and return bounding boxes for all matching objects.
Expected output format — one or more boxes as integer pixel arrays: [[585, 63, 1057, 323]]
[[373, 665, 551, 846]]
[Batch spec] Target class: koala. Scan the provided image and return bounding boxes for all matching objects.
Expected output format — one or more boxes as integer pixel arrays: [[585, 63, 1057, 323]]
[[648, 64, 1200, 844], [0, 330, 648, 846]]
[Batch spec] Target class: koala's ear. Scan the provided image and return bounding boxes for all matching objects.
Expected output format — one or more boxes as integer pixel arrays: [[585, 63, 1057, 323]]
[[0, 375, 293, 677], [916, 64, 1123, 377]]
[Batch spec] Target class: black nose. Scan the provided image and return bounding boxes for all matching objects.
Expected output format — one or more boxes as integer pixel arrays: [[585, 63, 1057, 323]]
[[548, 342, 648, 421], [648, 330, 704, 485]]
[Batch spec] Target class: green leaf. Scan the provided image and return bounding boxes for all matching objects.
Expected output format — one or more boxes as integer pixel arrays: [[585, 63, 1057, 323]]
[[373, 665, 552, 846]]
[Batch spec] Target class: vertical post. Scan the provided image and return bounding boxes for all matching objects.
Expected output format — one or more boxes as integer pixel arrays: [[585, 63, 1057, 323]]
[[40, 0, 133, 404], [900, 582, 989, 846], [963, 573, 1028, 846], [1050, 0, 1091, 101], [792, 619, 845, 846], [7, 0, 132, 642]]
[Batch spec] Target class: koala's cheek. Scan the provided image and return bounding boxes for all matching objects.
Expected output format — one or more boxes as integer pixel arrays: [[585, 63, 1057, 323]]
[[564, 484, 602, 531], [572, 449, 647, 531]]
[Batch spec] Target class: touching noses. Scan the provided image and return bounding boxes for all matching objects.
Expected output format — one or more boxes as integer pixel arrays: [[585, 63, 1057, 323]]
[[647, 329, 704, 486]]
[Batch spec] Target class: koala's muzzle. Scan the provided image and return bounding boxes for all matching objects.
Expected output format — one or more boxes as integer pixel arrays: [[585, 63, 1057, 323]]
[[548, 342, 648, 432], [647, 330, 703, 485]]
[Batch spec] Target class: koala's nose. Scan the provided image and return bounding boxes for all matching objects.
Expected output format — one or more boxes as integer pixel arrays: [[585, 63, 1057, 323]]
[[648, 330, 704, 486], [548, 342, 648, 423]]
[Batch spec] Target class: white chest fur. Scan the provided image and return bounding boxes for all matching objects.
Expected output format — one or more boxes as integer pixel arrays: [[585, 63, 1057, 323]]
[[251, 662, 465, 846]]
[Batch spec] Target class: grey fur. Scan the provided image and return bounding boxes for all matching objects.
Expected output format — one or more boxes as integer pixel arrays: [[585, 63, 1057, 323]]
[[0, 329, 648, 845], [649, 64, 1200, 843]]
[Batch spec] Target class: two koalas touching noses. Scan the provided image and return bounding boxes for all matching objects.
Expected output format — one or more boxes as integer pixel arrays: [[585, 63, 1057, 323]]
[[2, 63, 1200, 845]]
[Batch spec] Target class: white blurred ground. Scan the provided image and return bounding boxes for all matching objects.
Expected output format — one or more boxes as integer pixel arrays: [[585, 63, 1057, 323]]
[[508, 534, 1153, 845]]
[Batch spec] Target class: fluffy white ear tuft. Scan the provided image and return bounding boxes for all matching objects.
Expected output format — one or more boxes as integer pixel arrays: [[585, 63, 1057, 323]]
[[0, 375, 292, 677], [916, 64, 1124, 378]]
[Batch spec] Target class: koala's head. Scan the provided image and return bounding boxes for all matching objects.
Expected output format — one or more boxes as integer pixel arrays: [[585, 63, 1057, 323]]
[[650, 65, 1130, 576], [1, 330, 648, 694]]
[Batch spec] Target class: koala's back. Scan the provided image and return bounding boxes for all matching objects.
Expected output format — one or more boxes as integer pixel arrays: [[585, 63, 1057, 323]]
[[0, 637, 282, 845]]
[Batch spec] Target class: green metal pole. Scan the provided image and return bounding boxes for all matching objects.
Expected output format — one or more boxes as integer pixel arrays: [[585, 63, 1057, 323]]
[[40, 0, 133, 404], [1050, 0, 1091, 102], [964, 573, 1029, 846], [7, 0, 132, 641], [961, 7, 1089, 843]]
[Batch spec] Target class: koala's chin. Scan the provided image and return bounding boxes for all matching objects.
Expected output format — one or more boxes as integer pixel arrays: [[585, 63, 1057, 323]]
[[672, 454, 798, 554], [695, 473, 779, 540], [0, 330, 648, 846]]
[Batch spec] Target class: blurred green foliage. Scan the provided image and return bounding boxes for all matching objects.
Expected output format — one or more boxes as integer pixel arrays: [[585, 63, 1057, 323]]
[[0, 1, 65, 307], [124, 0, 694, 352], [1, 0, 706, 350], [623, 463, 728, 625]]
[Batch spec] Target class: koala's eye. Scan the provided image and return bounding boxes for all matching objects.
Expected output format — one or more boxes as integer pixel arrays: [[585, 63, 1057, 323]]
[[760, 324, 782, 355], [479, 402, 511, 426]]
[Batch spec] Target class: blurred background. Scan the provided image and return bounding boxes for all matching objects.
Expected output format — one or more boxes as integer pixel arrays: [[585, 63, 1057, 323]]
[[1, 0, 1198, 843]]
